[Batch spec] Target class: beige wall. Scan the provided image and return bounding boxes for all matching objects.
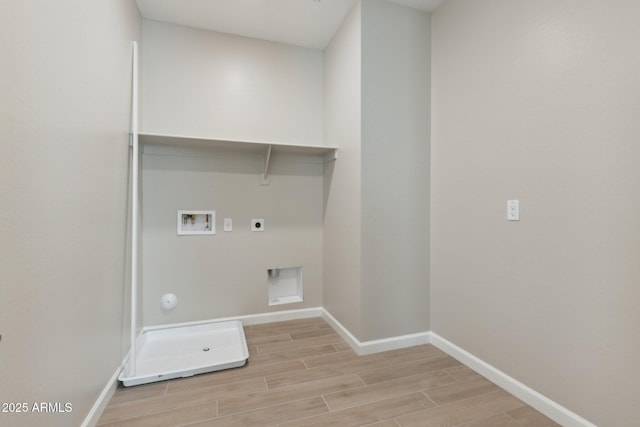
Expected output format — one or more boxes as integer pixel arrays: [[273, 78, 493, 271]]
[[431, 1, 640, 426], [323, 2, 363, 337], [0, 1, 140, 426], [141, 20, 324, 146], [139, 23, 326, 326], [142, 145, 324, 325], [324, 0, 430, 341], [361, 0, 430, 341]]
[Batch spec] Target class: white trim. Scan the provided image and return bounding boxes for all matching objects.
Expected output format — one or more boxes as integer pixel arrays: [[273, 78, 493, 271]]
[[80, 358, 126, 427], [130, 40, 139, 377], [429, 332, 597, 427], [321, 309, 430, 355], [320, 309, 361, 353], [142, 307, 324, 333]]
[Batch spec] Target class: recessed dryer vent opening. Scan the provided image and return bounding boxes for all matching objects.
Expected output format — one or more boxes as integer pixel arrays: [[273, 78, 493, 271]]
[[267, 266, 303, 306]]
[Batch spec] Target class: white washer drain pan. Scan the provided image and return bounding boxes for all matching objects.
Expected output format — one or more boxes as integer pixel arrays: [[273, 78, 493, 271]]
[[119, 320, 248, 387]]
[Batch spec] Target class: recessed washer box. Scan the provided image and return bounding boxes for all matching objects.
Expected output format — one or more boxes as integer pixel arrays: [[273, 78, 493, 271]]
[[267, 266, 302, 306], [177, 210, 215, 235]]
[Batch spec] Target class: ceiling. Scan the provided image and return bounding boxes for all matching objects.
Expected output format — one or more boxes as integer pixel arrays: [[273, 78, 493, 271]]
[[135, 0, 445, 50]]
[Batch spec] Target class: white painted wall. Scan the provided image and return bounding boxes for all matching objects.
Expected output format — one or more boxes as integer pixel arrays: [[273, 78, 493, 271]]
[[361, 0, 430, 341], [431, 1, 640, 426], [141, 20, 324, 146], [0, 1, 140, 426], [323, 2, 363, 337], [323, 0, 430, 341], [139, 20, 327, 326], [142, 145, 324, 325]]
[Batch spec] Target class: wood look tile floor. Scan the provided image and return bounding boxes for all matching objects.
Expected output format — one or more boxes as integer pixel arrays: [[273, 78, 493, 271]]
[[98, 318, 559, 427]]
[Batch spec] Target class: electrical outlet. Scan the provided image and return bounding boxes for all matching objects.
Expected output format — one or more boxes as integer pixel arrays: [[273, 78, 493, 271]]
[[507, 200, 520, 221], [251, 218, 265, 232]]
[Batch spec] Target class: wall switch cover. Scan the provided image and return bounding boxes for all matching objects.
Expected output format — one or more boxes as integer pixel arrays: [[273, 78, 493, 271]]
[[223, 218, 232, 232], [507, 200, 520, 221]]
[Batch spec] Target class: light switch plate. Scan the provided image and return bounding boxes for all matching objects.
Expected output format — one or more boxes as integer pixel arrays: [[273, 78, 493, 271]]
[[223, 218, 232, 232], [507, 200, 520, 221]]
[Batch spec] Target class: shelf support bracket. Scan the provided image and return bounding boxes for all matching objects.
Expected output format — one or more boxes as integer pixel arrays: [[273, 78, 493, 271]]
[[324, 148, 338, 162], [261, 144, 272, 185]]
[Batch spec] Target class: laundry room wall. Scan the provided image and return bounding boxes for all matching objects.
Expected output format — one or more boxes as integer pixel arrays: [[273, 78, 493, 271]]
[[140, 20, 325, 325], [0, 1, 140, 426], [141, 20, 324, 145], [431, 1, 640, 425]]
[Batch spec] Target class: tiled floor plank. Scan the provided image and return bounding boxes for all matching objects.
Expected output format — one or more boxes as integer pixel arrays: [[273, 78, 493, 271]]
[[98, 402, 217, 427], [395, 389, 525, 427], [183, 397, 328, 427], [505, 406, 561, 426], [265, 354, 390, 389], [324, 370, 456, 411], [424, 376, 500, 406], [217, 374, 363, 416], [98, 318, 558, 427], [358, 354, 461, 385], [279, 393, 434, 427]]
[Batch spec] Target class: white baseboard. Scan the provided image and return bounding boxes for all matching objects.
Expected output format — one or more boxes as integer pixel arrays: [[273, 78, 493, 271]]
[[429, 332, 597, 427], [321, 308, 430, 355], [80, 358, 126, 427], [143, 307, 324, 332]]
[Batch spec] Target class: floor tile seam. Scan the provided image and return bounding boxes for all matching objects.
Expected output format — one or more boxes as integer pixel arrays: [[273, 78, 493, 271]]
[[503, 408, 555, 426], [249, 324, 328, 335], [422, 382, 506, 408], [166, 376, 270, 397], [255, 337, 342, 355], [356, 366, 456, 390], [176, 411, 220, 427], [217, 395, 330, 425], [361, 355, 462, 380], [290, 331, 341, 341], [99, 395, 220, 424], [246, 333, 295, 345], [267, 357, 390, 385], [254, 334, 296, 354], [267, 400, 332, 427], [220, 377, 367, 416], [216, 392, 334, 419], [444, 368, 482, 382], [418, 388, 519, 415], [359, 417, 403, 427], [421, 391, 438, 408], [303, 348, 357, 362], [302, 356, 362, 369], [100, 398, 219, 427], [454, 411, 517, 427], [265, 369, 358, 390], [322, 389, 433, 413], [103, 392, 171, 410], [245, 356, 309, 370], [420, 374, 495, 398], [384, 352, 454, 366]]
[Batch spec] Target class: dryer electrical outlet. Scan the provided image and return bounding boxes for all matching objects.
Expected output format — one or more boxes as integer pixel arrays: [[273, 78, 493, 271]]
[[251, 218, 265, 232]]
